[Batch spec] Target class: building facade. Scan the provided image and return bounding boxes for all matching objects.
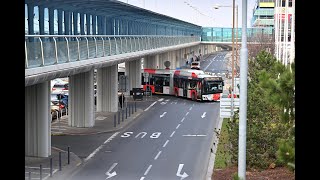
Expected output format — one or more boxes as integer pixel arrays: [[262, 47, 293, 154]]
[[251, 0, 294, 66]]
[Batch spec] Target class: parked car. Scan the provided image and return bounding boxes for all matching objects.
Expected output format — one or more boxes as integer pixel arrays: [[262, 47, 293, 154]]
[[51, 102, 60, 120]]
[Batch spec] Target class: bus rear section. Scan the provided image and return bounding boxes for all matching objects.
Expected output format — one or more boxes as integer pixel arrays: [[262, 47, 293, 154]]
[[173, 69, 224, 101], [141, 69, 174, 95]]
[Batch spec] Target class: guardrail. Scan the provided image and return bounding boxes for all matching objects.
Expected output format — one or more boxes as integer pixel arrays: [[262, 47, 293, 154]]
[[25, 35, 200, 69]]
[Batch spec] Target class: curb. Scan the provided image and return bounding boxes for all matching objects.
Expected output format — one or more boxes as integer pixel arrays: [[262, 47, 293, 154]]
[[205, 117, 224, 180], [51, 109, 144, 136]]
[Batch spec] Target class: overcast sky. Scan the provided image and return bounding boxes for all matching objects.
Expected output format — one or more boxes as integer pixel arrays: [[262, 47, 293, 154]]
[[118, 0, 256, 28]]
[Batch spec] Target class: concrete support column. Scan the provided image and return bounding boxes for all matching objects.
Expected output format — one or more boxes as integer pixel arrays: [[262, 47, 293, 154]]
[[86, 14, 91, 35], [49, 8, 54, 35], [96, 65, 118, 112], [92, 15, 96, 35], [125, 60, 142, 92], [69, 70, 95, 127], [25, 81, 51, 157]]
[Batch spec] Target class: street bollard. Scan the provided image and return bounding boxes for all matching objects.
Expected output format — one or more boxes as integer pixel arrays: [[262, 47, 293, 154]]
[[29, 171, 31, 180], [40, 164, 42, 180], [122, 109, 124, 122], [59, 152, 62, 171], [67, 146, 70, 164], [132, 104, 134, 114], [128, 105, 131, 117], [135, 101, 137, 112], [50, 158, 53, 177], [118, 111, 120, 124], [126, 107, 128, 119], [114, 114, 116, 127]]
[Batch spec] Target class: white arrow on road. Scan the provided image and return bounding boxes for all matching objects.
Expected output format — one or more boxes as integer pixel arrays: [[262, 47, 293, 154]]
[[105, 163, 118, 179], [176, 164, 188, 180], [160, 112, 167, 118], [201, 112, 206, 118]]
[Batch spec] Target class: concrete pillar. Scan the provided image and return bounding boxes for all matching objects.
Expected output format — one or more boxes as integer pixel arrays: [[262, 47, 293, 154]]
[[73, 12, 78, 35], [49, 8, 54, 35], [64, 11, 70, 35], [25, 81, 51, 157], [96, 65, 118, 112], [27, 5, 34, 35], [92, 15, 96, 35], [86, 14, 91, 35], [125, 60, 142, 92], [69, 70, 95, 127]]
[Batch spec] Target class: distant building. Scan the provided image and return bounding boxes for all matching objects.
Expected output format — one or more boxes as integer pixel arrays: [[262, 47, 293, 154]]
[[251, 0, 295, 66]]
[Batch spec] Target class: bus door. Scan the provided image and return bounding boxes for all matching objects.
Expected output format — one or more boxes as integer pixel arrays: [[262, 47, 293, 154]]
[[183, 79, 188, 97], [154, 75, 163, 93]]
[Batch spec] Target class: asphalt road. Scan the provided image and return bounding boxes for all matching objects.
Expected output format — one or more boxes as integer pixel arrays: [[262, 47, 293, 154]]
[[52, 53, 228, 180], [67, 97, 220, 180], [201, 51, 229, 74]]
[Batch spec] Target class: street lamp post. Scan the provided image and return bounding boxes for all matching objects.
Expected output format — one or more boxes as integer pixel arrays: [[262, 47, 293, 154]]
[[213, 1, 237, 117]]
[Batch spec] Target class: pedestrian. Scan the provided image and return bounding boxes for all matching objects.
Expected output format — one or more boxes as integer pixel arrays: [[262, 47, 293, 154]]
[[118, 93, 125, 108]]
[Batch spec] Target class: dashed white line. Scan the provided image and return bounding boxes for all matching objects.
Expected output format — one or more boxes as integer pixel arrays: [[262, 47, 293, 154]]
[[84, 132, 119, 162], [163, 140, 169, 147], [140, 177, 145, 180], [144, 101, 157, 111], [104, 132, 120, 144], [185, 112, 189, 116], [189, 107, 192, 110], [158, 98, 164, 101], [181, 117, 185, 122], [144, 165, 153, 176], [176, 124, 181, 129], [154, 151, 162, 160], [170, 131, 176, 137]]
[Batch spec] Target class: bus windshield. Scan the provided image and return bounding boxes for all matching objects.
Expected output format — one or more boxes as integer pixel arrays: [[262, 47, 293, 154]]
[[204, 81, 223, 94]]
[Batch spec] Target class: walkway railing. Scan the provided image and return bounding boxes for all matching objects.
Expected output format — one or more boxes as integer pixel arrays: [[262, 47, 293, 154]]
[[25, 35, 200, 69]]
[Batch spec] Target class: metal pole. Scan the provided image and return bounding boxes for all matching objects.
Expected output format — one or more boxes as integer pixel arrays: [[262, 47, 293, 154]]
[[135, 101, 137, 112], [67, 146, 70, 164], [231, 0, 235, 118], [50, 158, 53, 177], [59, 152, 62, 171], [122, 109, 124, 122], [236, 5, 239, 75], [238, 0, 248, 179], [114, 114, 116, 127], [118, 111, 120, 124], [40, 164, 42, 180]]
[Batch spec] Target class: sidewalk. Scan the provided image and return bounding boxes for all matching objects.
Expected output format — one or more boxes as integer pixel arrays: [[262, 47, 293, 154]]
[[25, 95, 159, 180]]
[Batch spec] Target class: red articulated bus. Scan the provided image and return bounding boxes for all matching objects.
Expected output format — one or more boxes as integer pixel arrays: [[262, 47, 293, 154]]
[[141, 68, 224, 101]]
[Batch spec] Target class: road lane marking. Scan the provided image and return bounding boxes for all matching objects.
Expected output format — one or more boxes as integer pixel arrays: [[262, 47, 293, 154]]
[[189, 107, 192, 110], [163, 140, 169, 147], [144, 101, 157, 111], [182, 134, 207, 137], [160, 112, 167, 118], [201, 112, 207, 118], [105, 163, 118, 179], [185, 112, 189, 116], [140, 177, 145, 180], [85, 132, 119, 162], [154, 151, 162, 160], [170, 131, 176, 137], [204, 56, 218, 71], [181, 117, 185, 122], [158, 98, 164, 101], [144, 165, 152, 176], [176, 124, 181, 129]]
